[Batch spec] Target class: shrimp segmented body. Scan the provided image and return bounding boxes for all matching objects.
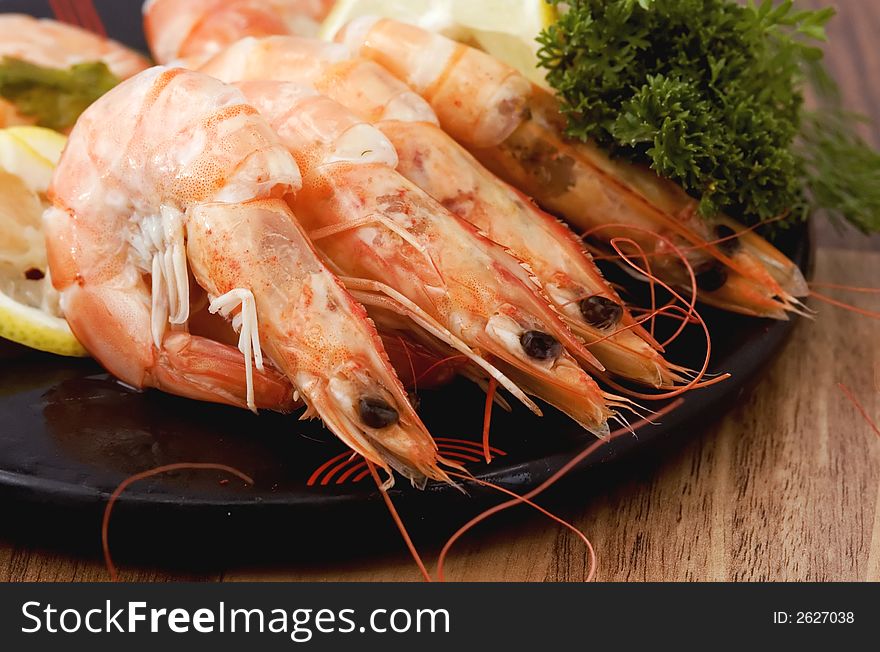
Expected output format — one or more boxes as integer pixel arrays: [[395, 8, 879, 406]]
[[144, 0, 335, 66], [199, 36, 439, 126], [45, 67, 447, 486], [239, 81, 618, 436], [339, 18, 809, 320], [199, 36, 679, 387], [0, 14, 150, 128]]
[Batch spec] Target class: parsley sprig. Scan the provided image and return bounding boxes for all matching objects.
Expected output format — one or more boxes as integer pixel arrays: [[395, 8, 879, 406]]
[[537, 0, 880, 233]]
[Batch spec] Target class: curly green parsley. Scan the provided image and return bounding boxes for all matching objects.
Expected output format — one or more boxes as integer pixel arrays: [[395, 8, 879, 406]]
[[537, 0, 880, 233]]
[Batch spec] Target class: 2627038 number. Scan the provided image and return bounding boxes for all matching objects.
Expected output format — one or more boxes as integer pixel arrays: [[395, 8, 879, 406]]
[[796, 612, 854, 624]]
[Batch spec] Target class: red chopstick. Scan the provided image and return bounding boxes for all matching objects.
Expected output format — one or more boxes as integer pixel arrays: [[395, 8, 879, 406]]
[[49, 0, 107, 38]]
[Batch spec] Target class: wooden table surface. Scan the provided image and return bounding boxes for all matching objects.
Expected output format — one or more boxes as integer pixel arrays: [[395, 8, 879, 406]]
[[2, 0, 878, 582]]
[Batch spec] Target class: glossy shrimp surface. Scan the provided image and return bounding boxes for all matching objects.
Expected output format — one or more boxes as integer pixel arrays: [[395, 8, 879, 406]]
[[339, 17, 809, 320], [144, 0, 334, 65], [199, 36, 439, 125], [240, 82, 618, 437], [45, 67, 447, 485], [199, 36, 678, 387], [0, 14, 151, 128]]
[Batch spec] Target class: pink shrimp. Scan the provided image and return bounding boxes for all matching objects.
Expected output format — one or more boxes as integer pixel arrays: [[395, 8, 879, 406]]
[[237, 81, 621, 437], [338, 17, 810, 320], [143, 0, 335, 66], [44, 66, 448, 486]]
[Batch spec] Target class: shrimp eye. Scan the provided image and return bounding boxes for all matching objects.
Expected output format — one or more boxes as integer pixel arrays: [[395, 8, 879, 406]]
[[579, 295, 623, 330], [359, 396, 399, 429], [520, 330, 562, 361], [714, 225, 741, 254], [695, 262, 728, 292]]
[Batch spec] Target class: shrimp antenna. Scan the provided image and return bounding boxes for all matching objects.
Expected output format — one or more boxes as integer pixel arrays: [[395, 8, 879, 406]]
[[580, 226, 732, 400], [838, 383, 880, 439], [395, 335, 419, 396], [809, 281, 880, 294], [102, 463, 254, 582], [441, 472, 598, 582], [808, 291, 880, 320], [436, 399, 684, 581], [367, 461, 432, 582]]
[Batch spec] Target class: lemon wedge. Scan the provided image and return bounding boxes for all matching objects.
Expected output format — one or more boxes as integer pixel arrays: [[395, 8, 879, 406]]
[[319, 0, 557, 86], [0, 126, 86, 357]]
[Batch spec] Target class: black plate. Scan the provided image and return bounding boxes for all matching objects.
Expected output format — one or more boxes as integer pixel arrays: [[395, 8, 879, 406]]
[[0, 1, 813, 558]]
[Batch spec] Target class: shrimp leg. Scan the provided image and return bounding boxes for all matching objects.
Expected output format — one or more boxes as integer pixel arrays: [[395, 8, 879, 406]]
[[44, 206, 295, 411]]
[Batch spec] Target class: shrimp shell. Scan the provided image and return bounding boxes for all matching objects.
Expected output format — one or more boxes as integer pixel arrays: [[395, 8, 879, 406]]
[[144, 0, 335, 66]]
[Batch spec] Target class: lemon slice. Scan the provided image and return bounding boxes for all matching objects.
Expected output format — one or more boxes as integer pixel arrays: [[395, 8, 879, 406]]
[[319, 0, 557, 86], [0, 126, 86, 357], [453, 1, 557, 86], [0, 292, 87, 357]]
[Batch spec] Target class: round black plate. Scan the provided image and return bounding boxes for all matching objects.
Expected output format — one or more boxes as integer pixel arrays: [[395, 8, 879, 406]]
[[0, 1, 812, 558], [0, 227, 812, 540]]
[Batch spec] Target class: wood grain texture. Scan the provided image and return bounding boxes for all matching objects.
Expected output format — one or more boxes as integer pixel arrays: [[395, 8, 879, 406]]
[[1, 0, 878, 582]]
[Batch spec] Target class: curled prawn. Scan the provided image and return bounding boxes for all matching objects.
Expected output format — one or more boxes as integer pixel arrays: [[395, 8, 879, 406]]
[[338, 17, 810, 320], [44, 66, 449, 486], [238, 81, 623, 437], [0, 14, 150, 128], [198, 36, 683, 388]]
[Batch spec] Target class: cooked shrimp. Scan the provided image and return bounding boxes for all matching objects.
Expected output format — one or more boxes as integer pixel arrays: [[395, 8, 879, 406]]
[[199, 36, 680, 388], [144, 0, 334, 66], [0, 14, 150, 128], [45, 66, 448, 486], [198, 36, 439, 125], [339, 18, 809, 320], [239, 81, 620, 437]]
